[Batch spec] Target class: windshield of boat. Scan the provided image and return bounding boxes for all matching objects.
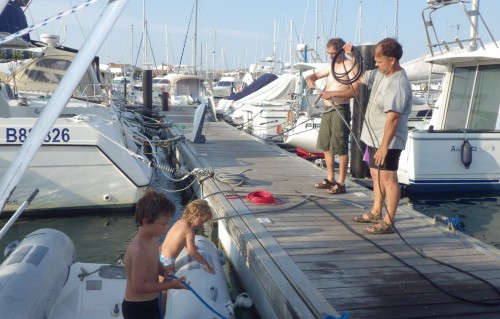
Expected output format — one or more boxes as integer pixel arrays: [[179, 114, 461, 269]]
[[216, 81, 232, 87], [445, 65, 500, 131]]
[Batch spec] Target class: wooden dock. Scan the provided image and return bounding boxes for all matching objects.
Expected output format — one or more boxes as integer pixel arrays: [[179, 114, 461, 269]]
[[162, 105, 500, 319]]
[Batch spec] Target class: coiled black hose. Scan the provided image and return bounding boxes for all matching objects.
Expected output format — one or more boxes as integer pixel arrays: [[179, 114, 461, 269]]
[[331, 46, 364, 85]]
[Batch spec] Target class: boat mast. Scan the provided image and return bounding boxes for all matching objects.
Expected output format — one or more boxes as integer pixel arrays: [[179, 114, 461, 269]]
[[165, 23, 169, 68], [273, 20, 277, 61], [131, 24, 134, 75], [193, 0, 198, 74], [289, 20, 293, 65], [333, 0, 338, 37], [315, 0, 318, 55], [355, 0, 362, 45], [212, 29, 216, 81], [142, 0, 149, 70], [0, 0, 8, 14], [394, 0, 398, 39]]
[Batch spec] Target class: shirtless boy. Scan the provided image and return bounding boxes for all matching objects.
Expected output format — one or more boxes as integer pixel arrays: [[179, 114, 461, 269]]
[[122, 189, 186, 319]]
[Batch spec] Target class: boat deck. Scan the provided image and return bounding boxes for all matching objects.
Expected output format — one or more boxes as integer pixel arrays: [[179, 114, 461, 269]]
[[163, 105, 500, 319]]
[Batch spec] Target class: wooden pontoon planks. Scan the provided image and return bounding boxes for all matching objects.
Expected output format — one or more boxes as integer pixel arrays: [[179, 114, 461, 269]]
[[164, 105, 500, 319]]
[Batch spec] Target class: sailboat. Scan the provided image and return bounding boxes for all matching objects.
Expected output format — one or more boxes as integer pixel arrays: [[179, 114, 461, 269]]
[[0, 3, 153, 213]]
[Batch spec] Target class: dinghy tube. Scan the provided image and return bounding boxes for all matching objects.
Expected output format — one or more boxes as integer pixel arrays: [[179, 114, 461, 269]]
[[0, 228, 75, 319]]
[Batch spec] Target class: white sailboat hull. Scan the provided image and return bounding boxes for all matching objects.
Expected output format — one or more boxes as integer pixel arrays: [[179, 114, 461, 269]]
[[0, 117, 152, 213], [283, 115, 322, 153]]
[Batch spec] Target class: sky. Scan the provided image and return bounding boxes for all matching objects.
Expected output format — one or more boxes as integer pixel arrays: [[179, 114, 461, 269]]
[[19, 0, 500, 71]]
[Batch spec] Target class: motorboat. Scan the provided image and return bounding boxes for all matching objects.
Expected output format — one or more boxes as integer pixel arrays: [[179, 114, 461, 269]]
[[164, 73, 209, 106], [212, 76, 244, 98], [152, 76, 171, 97], [398, 0, 500, 193]]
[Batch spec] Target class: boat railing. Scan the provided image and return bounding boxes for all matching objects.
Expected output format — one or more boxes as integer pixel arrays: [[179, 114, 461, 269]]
[[73, 83, 111, 105], [422, 0, 498, 56]]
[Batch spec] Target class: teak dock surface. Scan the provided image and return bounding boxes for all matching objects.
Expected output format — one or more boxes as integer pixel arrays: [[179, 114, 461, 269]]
[[162, 105, 500, 319]]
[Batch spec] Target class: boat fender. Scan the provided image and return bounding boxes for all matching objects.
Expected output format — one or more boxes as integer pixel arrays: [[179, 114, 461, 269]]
[[111, 303, 120, 316], [217, 249, 227, 265], [234, 293, 253, 308], [461, 139, 472, 169], [224, 293, 253, 316]]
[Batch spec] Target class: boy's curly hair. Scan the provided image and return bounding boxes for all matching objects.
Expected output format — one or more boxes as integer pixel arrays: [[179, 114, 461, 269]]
[[181, 199, 212, 226], [135, 188, 175, 226]]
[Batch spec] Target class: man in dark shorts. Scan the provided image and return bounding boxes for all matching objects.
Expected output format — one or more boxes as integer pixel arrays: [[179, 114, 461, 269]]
[[344, 38, 412, 234]]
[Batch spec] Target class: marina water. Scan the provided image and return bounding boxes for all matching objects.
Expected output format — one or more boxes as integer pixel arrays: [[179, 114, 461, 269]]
[[403, 191, 500, 250], [0, 169, 194, 264]]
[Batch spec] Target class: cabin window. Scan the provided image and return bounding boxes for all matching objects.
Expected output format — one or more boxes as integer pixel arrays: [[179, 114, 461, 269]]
[[35, 58, 71, 71], [445, 65, 500, 131], [469, 65, 500, 130], [445, 66, 474, 130], [25, 69, 63, 83]]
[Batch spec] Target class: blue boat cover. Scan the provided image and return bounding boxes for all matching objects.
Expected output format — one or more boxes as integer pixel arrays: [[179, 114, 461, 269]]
[[0, 1, 30, 42], [225, 73, 277, 101]]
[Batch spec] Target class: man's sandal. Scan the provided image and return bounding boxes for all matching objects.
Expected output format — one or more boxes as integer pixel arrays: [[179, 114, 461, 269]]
[[314, 179, 336, 189], [352, 211, 382, 223], [326, 183, 346, 194], [364, 220, 395, 235]]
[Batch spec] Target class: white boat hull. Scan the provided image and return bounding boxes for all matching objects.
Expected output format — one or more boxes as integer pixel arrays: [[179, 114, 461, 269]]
[[283, 115, 322, 153], [241, 102, 291, 140], [398, 130, 500, 192], [0, 117, 152, 213]]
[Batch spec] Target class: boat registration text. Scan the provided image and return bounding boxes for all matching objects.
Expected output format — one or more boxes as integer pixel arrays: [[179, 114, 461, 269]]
[[4, 128, 71, 143]]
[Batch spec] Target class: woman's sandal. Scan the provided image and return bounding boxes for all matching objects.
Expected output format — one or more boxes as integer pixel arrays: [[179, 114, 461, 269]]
[[326, 183, 346, 194], [364, 220, 395, 235], [314, 179, 336, 189], [352, 211, 382, 223]]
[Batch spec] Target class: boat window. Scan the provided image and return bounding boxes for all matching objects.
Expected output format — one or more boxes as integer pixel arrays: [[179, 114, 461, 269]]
[[445, 65, 500, 131], [444, 66, 474, 130], [216, 81, 231, 87], [35, 58, 71, 71], [469, 65, 500, 130], [25, 68, 63, 83]]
